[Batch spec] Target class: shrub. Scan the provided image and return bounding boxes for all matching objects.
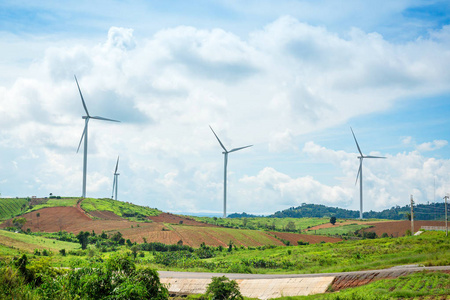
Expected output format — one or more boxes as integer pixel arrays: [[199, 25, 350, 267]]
[[206, 276, 243, 300]]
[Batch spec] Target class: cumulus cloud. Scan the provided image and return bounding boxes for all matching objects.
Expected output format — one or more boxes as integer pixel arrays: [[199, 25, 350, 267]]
[[1, 16, 450, 213], [301, 141, 450, 211], [416, 140, 448, 152]]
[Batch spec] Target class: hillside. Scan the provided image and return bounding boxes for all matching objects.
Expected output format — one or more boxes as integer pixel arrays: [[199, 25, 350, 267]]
[[0, 198, 29, 220], [268, 202, 448, 220]]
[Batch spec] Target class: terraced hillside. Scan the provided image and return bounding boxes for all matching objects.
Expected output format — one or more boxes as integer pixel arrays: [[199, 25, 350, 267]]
[[0, 198, 29, 220], [0, 197, 345, 248]]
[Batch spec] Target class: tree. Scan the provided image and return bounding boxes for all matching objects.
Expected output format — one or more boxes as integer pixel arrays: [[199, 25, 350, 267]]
[[12, 217, 27, 230], [330, 216, 336, 225], [285, 221, 296, 232], [206, 276, 243, 300], [76, 231, 90, 250]]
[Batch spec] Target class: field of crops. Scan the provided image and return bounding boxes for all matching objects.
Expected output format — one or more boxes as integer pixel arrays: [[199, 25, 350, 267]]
[[0, 198, 28, 220], [193, 216, 330, 232]]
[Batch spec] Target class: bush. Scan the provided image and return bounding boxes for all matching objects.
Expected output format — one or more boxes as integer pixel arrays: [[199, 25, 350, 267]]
[[206, 276, 243, 300]]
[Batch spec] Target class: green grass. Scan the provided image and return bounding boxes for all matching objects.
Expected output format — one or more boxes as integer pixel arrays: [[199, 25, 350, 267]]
[[274, 271, 450, 299], [0, 198, 29, 220], [193, 216, 329, 232], [28, 198, 79, 211], [304, 224, 372, 236], [0, 230, 80, 254], [149, 231, 450, 274], [80, 198, 161, 219]]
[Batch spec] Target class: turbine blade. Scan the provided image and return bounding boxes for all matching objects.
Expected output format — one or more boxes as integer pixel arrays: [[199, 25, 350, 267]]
[[115, 156, 119, 173], [209, 125, 227, 152], [350, 127, 363, 156], [74, 75, 90, 116], [76, 119, 89, 153], [364, 155, 386, 159], [229, 145, 253, 153], [91, 116, 120, 122], [355, 159, 362, 185]]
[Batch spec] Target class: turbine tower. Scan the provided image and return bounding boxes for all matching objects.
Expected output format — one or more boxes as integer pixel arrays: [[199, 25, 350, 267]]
[[351, 127, 386, 219], [75, 75, 120, 198], [111, 156, 120, 200], [210, 126, 252, 218]]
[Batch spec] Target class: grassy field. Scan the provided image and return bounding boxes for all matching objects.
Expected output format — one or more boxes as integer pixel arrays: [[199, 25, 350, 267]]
[[0, 198, 29, 220], [0, 230, 80, 253], [80, 198, 161, 219], [274, 271, 450, 299], [304, 223, 372, 236], [1, 229, 448, 274], [193, 216, 329, 232], [147, 231, 450, 274], [28, 198, 79, 211]]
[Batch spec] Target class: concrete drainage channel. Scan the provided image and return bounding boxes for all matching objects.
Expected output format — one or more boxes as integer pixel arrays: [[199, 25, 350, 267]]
[[159, 266, 450, 299], [161, 276, 334, 299]]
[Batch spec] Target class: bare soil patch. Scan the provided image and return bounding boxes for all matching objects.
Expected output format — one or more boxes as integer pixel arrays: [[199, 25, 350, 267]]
[[147, 213, 219, 227], [0, 207, 149, 237], [331, 269, 450, 291], [269, 231, 342, 244], [364, 220, 446, 237], [88, 210, 122, 220]]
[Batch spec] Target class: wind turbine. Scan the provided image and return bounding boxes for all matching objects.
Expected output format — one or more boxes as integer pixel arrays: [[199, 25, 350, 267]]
[[210, 126, 252, 218], [351, 127, 386, 219], [111, 156, 120, 200], [75, 75, 120, 198]]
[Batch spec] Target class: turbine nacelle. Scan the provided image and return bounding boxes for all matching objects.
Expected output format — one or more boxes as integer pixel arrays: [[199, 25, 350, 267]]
[[75, 75, 120, 198], [350, 127, 386, 219], [210, 125, 252, 218]]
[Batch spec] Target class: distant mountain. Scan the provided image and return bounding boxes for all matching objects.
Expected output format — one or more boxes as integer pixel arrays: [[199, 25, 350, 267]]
[[258, 203, 446, 220]]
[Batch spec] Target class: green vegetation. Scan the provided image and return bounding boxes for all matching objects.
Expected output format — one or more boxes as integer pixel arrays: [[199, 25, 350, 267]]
[[81, 198, 160, 220], [270, 202, 448, 220], [0, 230, 80, 253], [193, 216, 328, 232], [275, 271, 450, 299], [205, 276, 243, 300], [304, 224, 372, 236], [0, 252, 168, 299], [28, 198, 79, 211], [1, 229, 449, 275], [147, 231, 450, 274], [0, 198, 29, 220]]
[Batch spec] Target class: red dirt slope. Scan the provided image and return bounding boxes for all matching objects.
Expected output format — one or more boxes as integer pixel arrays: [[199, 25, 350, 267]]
[[364, 220, 446, 237], [147, 213, 219, 227], [269, 231, 342, 244]]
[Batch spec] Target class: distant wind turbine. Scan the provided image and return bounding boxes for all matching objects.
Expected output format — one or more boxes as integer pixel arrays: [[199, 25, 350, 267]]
[[112, 156, 120, 200], [75, 75, 120, 198], [210, 126, 252, 218], [351, 127, 386, 219]]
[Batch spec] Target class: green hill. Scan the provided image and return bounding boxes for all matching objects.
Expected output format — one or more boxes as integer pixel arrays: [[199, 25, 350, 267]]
[[268, 202, 447, 220], [80, 198, 161, 220], [0, 198, 29, 220]]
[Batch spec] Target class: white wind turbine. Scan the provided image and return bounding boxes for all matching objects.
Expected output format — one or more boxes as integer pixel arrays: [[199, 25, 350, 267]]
[[351, 127, 386, 219], [111, 156, 120, 200], [210, 126, 252, 218], [75, 75, 120, 198]]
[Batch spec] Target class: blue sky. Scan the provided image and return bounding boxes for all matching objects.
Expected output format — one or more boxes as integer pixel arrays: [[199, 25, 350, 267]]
[[0, 0, 449, 216]]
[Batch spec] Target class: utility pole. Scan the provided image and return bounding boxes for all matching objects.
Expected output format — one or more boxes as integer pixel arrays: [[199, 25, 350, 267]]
[[410, 195, 414, 235], [444, 194, 448, 237]]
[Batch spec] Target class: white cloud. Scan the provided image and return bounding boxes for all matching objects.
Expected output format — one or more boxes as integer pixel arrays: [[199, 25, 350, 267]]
[[416, 140, 448, 152], [1, 15, 450, 214]]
